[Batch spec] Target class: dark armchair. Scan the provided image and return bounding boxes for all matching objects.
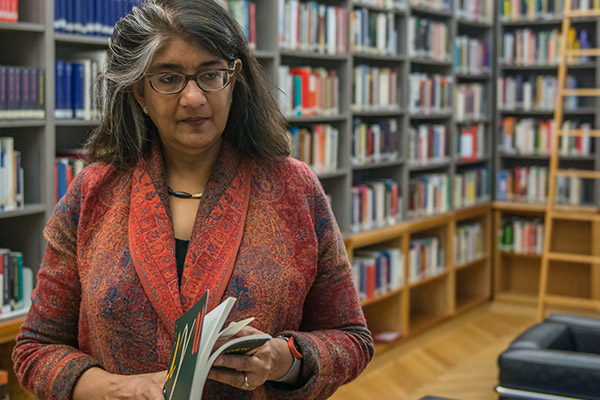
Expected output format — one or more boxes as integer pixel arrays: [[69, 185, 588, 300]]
[[497, 314, 600, 400]]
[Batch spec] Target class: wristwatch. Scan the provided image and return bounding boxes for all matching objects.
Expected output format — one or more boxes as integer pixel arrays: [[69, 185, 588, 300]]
[[273, 335, 303, 383]]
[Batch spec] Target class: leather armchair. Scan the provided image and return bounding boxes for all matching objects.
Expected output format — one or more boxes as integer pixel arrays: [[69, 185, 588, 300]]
[[497, 314, 600, 400]]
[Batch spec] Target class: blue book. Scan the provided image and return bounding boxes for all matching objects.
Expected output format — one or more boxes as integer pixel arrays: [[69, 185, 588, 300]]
[[55, 60, 67, 118], [56, 160, 68, 202], [54, 0, 66, 32], [72, 62, 85, 119], [497, 170, 508, 201], [65, 0, 74, 33], [292, 75, 302, 116], [64, 62, 73, 118], [0, 66, 6, 113], [73, 0, 83, 34]]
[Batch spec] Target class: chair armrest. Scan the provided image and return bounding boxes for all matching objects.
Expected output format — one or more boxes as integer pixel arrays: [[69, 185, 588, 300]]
[[498, 348, 600, 400], [508, 322, 571, 351]]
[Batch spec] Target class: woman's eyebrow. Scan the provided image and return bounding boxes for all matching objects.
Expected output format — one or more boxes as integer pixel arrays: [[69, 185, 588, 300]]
[[148, 60, 225, 72]]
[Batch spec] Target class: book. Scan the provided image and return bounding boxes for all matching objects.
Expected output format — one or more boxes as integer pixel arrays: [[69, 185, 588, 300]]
[[163, 292, 271, 400]]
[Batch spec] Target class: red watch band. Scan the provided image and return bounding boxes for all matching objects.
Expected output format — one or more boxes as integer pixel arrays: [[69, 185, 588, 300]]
[[286, 336, 303, 359]]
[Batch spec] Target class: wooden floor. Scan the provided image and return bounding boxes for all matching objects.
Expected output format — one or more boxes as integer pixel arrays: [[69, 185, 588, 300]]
[[330, 301, 538, 400]]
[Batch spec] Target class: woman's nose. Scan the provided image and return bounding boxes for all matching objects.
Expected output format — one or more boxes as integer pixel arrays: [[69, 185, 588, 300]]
[[179, 79, 208, 107]]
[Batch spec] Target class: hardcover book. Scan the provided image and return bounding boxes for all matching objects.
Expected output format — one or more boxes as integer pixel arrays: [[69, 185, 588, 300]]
[[163, 292, 271, 400]]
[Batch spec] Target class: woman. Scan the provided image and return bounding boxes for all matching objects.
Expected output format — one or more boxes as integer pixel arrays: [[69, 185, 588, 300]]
[[12, 0, 373, 398]]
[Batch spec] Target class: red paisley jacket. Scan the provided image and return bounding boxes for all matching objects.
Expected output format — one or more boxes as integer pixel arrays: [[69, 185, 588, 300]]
[[12, 141, 373, 399]]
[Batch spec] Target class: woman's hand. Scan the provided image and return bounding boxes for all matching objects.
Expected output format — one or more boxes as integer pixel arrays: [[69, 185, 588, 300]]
[[73, 367, 167, 399], [207, 326, 294, 390]]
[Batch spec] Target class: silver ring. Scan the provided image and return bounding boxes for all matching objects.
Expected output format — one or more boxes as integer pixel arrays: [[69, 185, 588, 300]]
[[241, 373, 250, 390]]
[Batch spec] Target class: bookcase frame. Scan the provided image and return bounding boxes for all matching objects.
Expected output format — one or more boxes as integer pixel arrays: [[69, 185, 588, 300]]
[[0, 0, 496, 395], [493, 4, 600, 311]]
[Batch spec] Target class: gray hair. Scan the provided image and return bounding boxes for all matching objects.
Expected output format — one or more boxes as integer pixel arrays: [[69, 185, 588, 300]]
[[87, 0, 289, 169]]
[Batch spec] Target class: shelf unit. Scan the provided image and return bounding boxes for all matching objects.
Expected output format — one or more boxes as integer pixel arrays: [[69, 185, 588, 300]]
[[493, 4, 600, 312], [0, 0, 497, 395], [346, 203, 491, 351]]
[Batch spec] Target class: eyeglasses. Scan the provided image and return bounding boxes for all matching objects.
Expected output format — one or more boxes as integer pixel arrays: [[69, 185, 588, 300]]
[[146, 62, 238, 94]]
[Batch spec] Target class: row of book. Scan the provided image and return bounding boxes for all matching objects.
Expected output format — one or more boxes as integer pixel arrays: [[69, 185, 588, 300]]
[[502, 28, 572, 67], [556, 175, 595, 206], [455, 223, 484, 265], [0, 66, 45, 120], [220, 0, 257, 51], [408, 124, 447, 166], [350, 8, 398, 56], [408, 73, 453, 115], [500, 118, 593, 156], [54, 0, 140, 36], [408, 236, 445, 283], [410, 0, 451, 12], [496, 75, 579, 112], [498, 217, 544, 255], [278, 65, 339, 118], [0, 248, 33, 316], [496, 166, 548, 203], [570, 0, 600, 10], [456, 0, 494, 23], [278, 0, 347, 55], [352, 65, 399, 112], [454, 83, 487, 122], [352, 247, 404, 301], [407, 173, 450, 218], [351, 118, 399, 166], [0, 137, 23, 212], [453, 167, 491, 209], [352, 0, 406, 10], [287, 124, 338, 174], [351, 179, 402, 233], [54, 57, 105, 120], [0, 0, 17, 23], [55, 155, 86, 204], [498, 0, 564, 21], [408, 16, 450, 62], [457, 123, 485, 161], [453, 36, 491, 76]]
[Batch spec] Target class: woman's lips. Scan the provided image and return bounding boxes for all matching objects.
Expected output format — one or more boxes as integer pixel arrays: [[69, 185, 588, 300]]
[[183, 117, 207, 127]]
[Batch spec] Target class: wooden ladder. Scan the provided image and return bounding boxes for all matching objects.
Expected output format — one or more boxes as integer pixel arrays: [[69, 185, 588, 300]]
[[537, 0, 600, 321]]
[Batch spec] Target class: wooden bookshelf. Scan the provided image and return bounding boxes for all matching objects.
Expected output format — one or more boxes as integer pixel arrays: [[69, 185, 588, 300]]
[[0, 0, 498, 395]]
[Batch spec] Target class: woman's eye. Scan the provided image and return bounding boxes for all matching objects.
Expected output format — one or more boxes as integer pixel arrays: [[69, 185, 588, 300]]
[[201, 72, 219, 81], [158, 74, 183, 85]]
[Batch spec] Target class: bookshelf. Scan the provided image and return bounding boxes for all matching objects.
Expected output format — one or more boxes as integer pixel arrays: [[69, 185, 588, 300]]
[[493, 1, 600, 310], [0, 0, 497, 395]]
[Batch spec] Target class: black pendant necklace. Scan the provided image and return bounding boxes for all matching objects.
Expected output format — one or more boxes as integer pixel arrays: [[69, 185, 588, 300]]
[[167, 186, 203, 199]]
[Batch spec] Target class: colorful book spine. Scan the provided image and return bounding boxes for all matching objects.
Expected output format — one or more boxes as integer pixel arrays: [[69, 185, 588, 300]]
[[279, 0, 347, 55], [0, 65, 45, 120], [408, 73, 453, 115], [352, 247, 404, 301], [278, 65, 339, 117], [351, 179, 401, 233], [351, 118, 399, 166], [497, 74, 561, 112], [54, 155, 87, 204], [408, 236, 445, 283], [454, 83, 486, 122], [408, 16, 450, 61], [350, 8, 397, 56], [499, 217, 544, 255], [407, 173, 450, 218], [0, 0, 18, 23], [352, 65, 399, 112], [453, 167, 490, 209], [286, 124, 338, 174], [454, 36, 490, 76], [408, 124, 447, 165], [455, 223, 484, 265], [54, 0, 142, 36]]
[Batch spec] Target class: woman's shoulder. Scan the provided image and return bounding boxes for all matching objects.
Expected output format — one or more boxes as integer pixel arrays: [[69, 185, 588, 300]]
[[258, 156, 318, 186]]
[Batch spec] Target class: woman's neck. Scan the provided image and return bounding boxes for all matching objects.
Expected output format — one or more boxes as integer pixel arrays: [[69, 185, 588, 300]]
[[162, 142, 222, 193]]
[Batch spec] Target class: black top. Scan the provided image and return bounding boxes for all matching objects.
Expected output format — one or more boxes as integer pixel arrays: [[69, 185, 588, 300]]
[[175, 238, 189, 284]]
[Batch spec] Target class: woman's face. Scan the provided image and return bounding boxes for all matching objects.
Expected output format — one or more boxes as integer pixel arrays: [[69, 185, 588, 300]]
[[135, 38, 238, 159]]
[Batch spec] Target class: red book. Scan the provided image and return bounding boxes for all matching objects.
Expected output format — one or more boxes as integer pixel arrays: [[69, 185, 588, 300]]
[[289, 67, 311, 116], [366, 261, 376, 300], [460, 125, 477, 161], [248, 1, 256, 51]]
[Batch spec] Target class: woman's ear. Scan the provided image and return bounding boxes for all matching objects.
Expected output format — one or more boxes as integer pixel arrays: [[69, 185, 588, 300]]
[[132, 82, 146, 112]]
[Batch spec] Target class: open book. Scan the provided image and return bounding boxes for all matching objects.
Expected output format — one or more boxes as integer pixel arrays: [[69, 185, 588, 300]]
[[163, 292, 271, 399]]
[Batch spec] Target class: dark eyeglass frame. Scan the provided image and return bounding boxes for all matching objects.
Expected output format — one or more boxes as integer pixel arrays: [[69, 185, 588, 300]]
[[145, 61, 239, 94]]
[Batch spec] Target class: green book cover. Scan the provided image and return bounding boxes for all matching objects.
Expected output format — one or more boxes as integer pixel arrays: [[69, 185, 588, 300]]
[[163, 291, 208, 400], [163, 293, 271, 400]]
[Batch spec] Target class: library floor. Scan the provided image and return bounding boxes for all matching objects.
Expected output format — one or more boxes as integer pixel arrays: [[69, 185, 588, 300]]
[[330, 301, 538, 400]]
